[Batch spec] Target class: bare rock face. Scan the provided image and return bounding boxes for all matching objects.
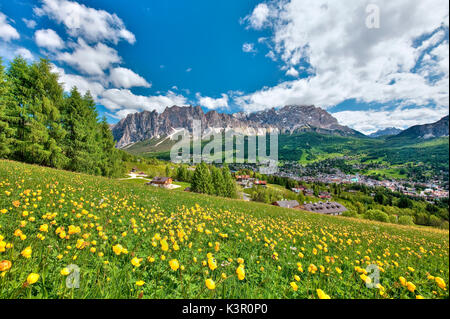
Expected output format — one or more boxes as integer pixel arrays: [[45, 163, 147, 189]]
[[111, 105, 360, 148], [392, 115, 449, 140]]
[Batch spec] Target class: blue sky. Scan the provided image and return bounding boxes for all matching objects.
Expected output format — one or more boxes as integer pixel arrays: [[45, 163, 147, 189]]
[[0, 0, 448, 134]]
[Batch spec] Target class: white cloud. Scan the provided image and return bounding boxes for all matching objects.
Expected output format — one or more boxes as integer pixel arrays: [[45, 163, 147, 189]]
[[285, 67, 299, 77], [51, 64, 105, 99], [237, 0, 449, 117], [242, 3, 272, 30], [186, 67, 192, 72], [34, 0, 135, 44], [14, 48, 34, 60], [100, 89, 188, 113], [35, 29, 64, 50], [242, 42, 257, 53], [333, 106, 449, 135], [57, 39, 120, 75], [113, 108, 140, 119], [22, 18, 37, 29], [109, 67, 150, 88], [196, 93, 229, 110], [0, 12, 20, 41]]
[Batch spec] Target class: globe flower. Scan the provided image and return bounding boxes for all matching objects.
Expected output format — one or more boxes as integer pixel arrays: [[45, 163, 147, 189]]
[[169, 259, 180, 271], [399, 276, 407, 287], [205, 278, 216, 290], [360, 274, 371, 284], [136, 280, 145, 286], [290, 282, 298, 291], [407, 282, 416, 292], [160, 239, 169, 252], [236, 265, 245, 280], [208, 257, 217, 271], [112, 244, 124, 255], [131, 257, 142, 267], [26, 273, 40, 285], [60, 268, 70, 276], [434, 277, 446, 289], [316, 289, 331, 299], [21, 246, 32, 259], [0, 260, 12, 272]]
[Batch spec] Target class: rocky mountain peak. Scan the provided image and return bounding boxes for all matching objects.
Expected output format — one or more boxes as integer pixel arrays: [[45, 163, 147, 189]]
[[111, 104, 359, 148]]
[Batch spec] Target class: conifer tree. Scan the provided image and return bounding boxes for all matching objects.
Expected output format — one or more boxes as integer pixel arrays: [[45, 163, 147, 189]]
[[6, 57, 67, 167], [0, 58, 12, 158], [191, 162, 213, 194], [222, 164, 237, 198], [211, 166, 226, 196]]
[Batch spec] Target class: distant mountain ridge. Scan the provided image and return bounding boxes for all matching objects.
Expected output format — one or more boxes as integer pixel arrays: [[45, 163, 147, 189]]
[[369, 127, 403, 138], [390, 115, 449, 140], [111, 105, 361, 148]]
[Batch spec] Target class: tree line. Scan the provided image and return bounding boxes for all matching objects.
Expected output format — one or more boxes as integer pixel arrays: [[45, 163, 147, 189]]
[[0, 56, 124, 177]]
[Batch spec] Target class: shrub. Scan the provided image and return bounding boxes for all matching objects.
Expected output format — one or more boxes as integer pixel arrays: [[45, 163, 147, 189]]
[[429, 215, 442, 227], [342, 210, 357, 218], [398, 215, 414, 225], [365, 209, 389, 222], [388, 215, 398, 224]]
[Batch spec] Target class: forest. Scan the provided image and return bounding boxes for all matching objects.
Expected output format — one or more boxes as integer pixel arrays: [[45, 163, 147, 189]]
[[0, 57, 126, 177]]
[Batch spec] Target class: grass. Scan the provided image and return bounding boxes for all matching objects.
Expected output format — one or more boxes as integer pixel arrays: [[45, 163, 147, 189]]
[[0, 160, 448, 299]]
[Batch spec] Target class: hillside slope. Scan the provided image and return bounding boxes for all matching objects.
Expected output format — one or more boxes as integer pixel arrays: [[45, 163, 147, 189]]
[[0, 160, 448, 299]]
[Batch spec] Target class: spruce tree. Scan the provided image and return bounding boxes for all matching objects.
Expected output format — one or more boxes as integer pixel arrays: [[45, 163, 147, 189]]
[[62, 88, 99, 174], [0, 58, 13, 158], [6, 57, 67, 167], [211, 166, 226, 196], [191, 162, 213, 194], [98, 116, 123, 177], [222, 164, 237, 198]]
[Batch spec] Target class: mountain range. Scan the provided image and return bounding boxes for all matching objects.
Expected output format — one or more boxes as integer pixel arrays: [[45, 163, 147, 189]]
[[111, 105, 449, 150], [369, 127, 403, 138], [112, 105, 361, 148]]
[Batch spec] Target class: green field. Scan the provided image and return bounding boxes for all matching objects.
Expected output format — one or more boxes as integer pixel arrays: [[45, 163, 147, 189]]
[[0, 160, 448, 299]]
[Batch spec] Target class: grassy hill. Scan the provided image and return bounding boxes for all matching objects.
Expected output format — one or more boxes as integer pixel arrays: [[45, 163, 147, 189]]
[[0, 160, 448, 299]]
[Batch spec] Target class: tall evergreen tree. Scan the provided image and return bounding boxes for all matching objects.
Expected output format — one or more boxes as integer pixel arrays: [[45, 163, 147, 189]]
[[222, 164, 237, 198], [211, 166, 226, 196], [62, 88, 100, 174], [191, 162, 213, 195], [0, 58, 13, 158], [6, 57, 67, 167], [98, 116, 123, 177]]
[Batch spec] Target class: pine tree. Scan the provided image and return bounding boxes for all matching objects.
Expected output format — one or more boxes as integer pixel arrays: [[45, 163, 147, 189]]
[[98, 116, 123, 177], [0, 58, 13, 158], [191, 162, 213, 195], [62, 88, 100, 174], [176, 165, 189, 182], [222, 164, 237, 198], [6, 57, 67, 167], [211, 166, 226, 196]]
